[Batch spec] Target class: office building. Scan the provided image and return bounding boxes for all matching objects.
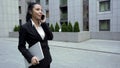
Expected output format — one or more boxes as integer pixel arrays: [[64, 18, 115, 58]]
[[19, 0, 36, 25], [89, 0, 120, 40], [49, 0, 120, 40], [0, 0, 19, 37], [1, 0, 120, 40]]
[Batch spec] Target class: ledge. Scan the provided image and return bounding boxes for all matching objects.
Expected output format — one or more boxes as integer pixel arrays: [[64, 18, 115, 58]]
[[9, 31, 90, 42], [53, 31, 90, 42], [9, 32, 19, 38]]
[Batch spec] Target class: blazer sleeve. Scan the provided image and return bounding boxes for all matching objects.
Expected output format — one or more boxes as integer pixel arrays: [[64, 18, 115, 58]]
[[41, 23, 53, 40], [18, 25, 33, 63]]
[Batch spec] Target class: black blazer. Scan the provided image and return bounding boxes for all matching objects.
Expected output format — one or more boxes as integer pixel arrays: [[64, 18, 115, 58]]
[[18, 20, 53, 64]]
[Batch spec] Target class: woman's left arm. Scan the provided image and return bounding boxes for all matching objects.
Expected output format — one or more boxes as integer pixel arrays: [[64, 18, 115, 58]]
[[41, 23, 53, 40]]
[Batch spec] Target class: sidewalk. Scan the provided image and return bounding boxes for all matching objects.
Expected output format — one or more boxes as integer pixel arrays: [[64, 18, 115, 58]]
[[49, 39, 120, 68], [0, 38, 120, 68], [49, 39, 120, 55]]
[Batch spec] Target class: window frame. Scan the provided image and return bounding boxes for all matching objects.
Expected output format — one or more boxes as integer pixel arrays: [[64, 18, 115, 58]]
[[99, 19, 110, 31], [99, 0, 110, 12]]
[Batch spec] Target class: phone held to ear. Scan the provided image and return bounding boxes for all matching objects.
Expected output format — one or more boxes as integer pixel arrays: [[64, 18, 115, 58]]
[[41, 15, 45, 20], [41, 14, 46, 22]]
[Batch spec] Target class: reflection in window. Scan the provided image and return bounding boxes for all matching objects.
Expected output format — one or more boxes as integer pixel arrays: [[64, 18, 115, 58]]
[[99, 0, 110, 12], [99, 20, 110, 31]]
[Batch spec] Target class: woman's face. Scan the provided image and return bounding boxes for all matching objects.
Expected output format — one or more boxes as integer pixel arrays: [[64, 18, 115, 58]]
[[31, 4, 43, 21]]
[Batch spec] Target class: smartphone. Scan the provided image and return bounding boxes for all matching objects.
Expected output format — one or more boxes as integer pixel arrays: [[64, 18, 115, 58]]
[[41, 15, 45, 20]]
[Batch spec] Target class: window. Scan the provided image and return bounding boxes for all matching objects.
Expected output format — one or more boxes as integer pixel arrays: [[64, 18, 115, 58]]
[[19, 19, 22, 26], [46, 0, 48, 5], [19, 6, 21, 14], [60, 0, 67, 6], [99, 20, 110, 31], [46, 10, 49, 18], [36, 0, 40, 3], [60, 7, 68, 20], [99, 0, 110, 12]]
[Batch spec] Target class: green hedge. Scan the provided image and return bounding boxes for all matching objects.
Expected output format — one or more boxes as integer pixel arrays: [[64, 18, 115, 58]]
[[49, 21, 80, 32], [67, 21, 73, 32], [61, 22, 68, 32], [73, 21, 80, 32], [13, 25, 20, 32], [50, 24, 55, 32], [55, 22, 60, 32]]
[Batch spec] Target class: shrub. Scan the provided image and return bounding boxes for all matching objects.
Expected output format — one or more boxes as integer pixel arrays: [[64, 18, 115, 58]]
[[61, 22, 68, 32], [67, 22, 73, 32], [73, 21, 80, 32], [55, 22, 60, 32], [50, 24, 54, 32], [13, 25, 20, 32]]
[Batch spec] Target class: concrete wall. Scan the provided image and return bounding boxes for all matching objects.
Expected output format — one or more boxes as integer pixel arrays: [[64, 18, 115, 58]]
[[19, 0, 27, 24], [68, 0, 83, 31], [90, 32, 120, 40], [9, 32, 19, 38], [0, 0, 19, 37], [49, 0, 60, 25], [53, 31, 90, 42]]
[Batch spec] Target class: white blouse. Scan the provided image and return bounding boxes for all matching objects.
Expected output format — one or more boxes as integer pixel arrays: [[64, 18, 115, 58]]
[[31, 19, 45, 40]]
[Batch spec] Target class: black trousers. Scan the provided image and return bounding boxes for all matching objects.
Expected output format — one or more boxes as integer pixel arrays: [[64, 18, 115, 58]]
[[29, 64, 50, 68]]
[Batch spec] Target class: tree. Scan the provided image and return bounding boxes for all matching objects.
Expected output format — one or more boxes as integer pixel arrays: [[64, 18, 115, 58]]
[[67, 21, 73, 32], [13, 25, 20, 32], [73, 21, 80, 32], [50, 24, 54, 32], [55, 22, 60, 32], [61, 22, 67, 32]]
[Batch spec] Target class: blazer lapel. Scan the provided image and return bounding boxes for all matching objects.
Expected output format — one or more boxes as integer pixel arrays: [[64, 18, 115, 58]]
[[27, 20, 43, 41]]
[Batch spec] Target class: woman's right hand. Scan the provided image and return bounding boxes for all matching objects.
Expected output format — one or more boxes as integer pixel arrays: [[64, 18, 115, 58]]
[[31, 56, 39, 65]]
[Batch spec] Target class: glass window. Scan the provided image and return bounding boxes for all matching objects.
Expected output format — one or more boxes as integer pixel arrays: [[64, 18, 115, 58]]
[[99, 0, 110, 12], [19, 19, 22, 26], [19, 6, 21, 14], [36, 0, 40, 3], [46, 0, 49, 5], [60, 0, 67, 6], [99, 20, 110, 31], [46, 10, 49, 18]]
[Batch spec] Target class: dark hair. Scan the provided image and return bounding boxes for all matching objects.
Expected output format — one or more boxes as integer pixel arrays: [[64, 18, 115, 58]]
[[26, 2, 39, 22]]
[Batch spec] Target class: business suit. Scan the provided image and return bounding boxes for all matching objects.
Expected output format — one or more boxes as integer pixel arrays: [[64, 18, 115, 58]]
[[18, 20, 53, 68]]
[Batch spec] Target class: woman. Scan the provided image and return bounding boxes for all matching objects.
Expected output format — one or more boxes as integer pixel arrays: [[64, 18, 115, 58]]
[[18, 2, 53, 68]]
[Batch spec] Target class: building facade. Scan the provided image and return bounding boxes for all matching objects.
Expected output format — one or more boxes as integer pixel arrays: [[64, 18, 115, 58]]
[[1, 0, 120, 40], [49, 0, 83, 31], [89, 0, 120, 40], [19, 0, 36, 25], [19, 0, 49, 24], [48, 0, 120, 40], [0, 0, 19, 37]]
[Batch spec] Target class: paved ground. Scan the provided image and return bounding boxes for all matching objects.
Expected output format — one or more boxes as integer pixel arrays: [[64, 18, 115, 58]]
[[0, 38, 120, 68]]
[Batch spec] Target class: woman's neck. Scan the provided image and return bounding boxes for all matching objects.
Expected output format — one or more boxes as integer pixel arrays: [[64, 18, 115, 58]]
[[32, 18, 40, 27]]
